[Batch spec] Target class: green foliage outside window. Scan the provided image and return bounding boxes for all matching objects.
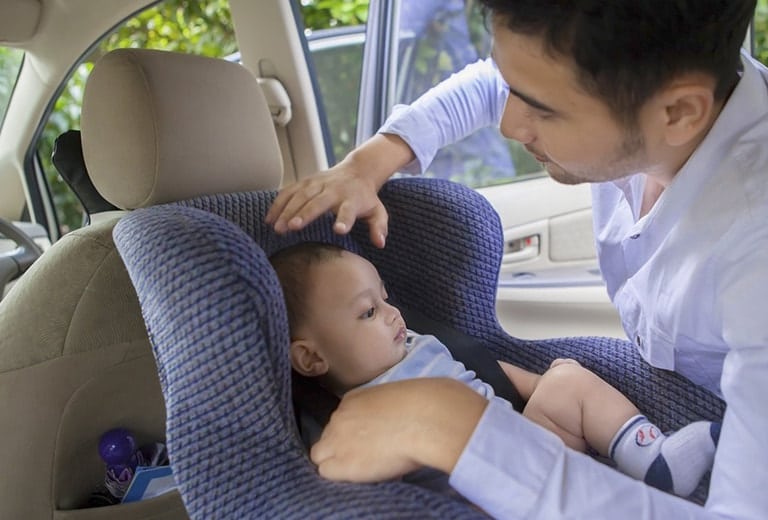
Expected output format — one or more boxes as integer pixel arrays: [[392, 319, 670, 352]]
[[756, 0, 768, 64], [0, 47, 24, 125], [301, 0, 369, 29]]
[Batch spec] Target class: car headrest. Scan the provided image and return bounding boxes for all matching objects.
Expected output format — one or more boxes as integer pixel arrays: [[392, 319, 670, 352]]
[[81, 48, 283, 210]]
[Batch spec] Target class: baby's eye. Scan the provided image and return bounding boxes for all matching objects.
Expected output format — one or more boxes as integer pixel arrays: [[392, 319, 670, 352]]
[[359, 307, 376, 319]]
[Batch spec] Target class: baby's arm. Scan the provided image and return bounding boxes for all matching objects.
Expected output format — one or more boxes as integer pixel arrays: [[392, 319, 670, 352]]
[[497, 358, 581, 401], [497, 361, 541, 401]]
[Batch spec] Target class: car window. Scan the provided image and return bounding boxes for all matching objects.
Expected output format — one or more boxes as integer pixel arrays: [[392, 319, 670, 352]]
[[0, 47, 24, 127], [306, 26, 365, 163], [391, 0, 540, 188], [299, 1, 369, 164], [34, 0, 237, 235], [298, 0, 537, 184]]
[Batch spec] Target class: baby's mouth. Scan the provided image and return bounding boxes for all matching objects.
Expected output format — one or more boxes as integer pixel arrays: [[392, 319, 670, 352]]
[[394, 326, 407, 343]]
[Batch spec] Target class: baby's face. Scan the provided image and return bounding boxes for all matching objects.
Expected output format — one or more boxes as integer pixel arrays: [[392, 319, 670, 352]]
[[299, 251, 408, 392]]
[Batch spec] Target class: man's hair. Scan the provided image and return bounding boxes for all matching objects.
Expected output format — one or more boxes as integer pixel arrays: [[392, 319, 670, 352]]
[[479, 0, 756, 125], [269, 242, 346, 334]]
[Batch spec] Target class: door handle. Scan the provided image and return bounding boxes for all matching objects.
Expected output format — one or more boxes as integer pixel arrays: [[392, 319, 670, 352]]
[[503, 234, 540, 263]]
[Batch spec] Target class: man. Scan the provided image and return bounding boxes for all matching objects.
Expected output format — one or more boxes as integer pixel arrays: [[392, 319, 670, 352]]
[[267, 1, 767, 517]]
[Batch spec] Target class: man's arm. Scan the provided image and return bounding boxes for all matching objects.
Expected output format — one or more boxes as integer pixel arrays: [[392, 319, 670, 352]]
[[312, 371, 763, 519], [705, 256, 768, 519], [267, 58, 505, 246], [379, 57, 508, 175], [310, 378, 488, 480]]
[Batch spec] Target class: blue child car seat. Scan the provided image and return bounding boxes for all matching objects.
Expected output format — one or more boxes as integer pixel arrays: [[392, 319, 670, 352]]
[[112, 177, 725, 518]]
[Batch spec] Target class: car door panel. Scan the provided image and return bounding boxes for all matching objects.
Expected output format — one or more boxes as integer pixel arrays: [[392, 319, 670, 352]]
[[479, 176, 624, 339]]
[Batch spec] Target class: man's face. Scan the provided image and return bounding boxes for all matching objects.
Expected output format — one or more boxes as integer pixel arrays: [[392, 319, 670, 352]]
[[492, 20, 654, 184], [298, 251, 408, 393]]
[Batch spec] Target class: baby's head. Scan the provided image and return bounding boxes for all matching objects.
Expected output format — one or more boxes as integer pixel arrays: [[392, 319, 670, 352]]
[[270, 242, 408, 395]]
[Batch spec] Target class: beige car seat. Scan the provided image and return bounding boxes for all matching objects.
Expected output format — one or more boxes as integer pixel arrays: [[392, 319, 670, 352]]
[[0, 48, 283, 519]]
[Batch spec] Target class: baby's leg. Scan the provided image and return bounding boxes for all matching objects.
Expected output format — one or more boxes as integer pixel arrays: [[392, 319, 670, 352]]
[[521, 359, 719, 496], [521, 358, 638, 454]]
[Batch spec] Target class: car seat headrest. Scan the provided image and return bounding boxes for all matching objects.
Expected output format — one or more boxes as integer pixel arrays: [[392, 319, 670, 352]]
[[81, 48, 283, 210]]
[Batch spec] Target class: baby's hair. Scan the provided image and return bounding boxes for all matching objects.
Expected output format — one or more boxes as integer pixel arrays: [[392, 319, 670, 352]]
[[269, 242, 346, 334]]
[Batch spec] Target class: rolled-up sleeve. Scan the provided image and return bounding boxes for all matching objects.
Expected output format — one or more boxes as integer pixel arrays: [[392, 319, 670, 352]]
[[379, 58, 507, 174]]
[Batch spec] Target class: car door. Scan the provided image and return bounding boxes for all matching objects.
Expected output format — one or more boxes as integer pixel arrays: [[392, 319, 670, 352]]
[[353, 0, 623, 339]]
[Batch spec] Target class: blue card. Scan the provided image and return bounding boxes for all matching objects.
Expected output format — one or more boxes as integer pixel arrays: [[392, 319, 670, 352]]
[[122, 466, 177, 503]]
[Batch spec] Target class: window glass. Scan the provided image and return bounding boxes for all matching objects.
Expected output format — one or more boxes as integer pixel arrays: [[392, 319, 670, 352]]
[[0, 47, 24, 126], [392, 0, 540, 188], [36, 0, 236, 234], [306, 26, 365, 163], [300, 1, 369, 163], [755, 0, 768, 64]]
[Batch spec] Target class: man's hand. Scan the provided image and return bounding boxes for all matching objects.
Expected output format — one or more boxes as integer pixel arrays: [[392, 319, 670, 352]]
[[266, 164, 389, 247], [265, 134, 415, 248], [310, 378, 488, 482]]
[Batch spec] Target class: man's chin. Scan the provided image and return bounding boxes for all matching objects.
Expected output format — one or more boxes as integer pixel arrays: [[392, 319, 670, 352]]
[[545, 165, 587, 185]]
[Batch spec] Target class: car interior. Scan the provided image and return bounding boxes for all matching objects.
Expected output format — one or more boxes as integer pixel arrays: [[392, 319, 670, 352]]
[[0, 0, 749, 518], [0, 34, 282, 519]]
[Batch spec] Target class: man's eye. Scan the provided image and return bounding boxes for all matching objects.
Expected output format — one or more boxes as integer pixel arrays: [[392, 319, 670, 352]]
[[360, 307, 375, 319], [532, 108, 555, 121]]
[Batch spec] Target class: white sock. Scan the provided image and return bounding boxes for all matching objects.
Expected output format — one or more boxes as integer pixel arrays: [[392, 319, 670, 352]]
[[608, 415, 719, 497]]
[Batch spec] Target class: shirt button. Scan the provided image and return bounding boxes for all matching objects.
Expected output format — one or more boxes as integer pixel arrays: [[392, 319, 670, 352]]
[[636, 335, 644, 349], [630, 233, 641, 239]]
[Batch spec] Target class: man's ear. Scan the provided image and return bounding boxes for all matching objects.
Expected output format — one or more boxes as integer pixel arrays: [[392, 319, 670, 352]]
[[659, 81, 716, 147], [290, 339, 329, 377]]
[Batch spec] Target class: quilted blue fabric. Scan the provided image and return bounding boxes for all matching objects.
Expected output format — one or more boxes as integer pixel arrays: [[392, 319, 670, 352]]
[[113, 177, 724, 518]]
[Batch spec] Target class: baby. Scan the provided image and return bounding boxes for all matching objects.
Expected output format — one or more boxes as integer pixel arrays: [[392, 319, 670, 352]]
[[270, 242, 719, 497]]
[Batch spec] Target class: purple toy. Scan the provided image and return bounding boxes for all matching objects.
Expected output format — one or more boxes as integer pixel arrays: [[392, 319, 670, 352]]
[[99, 428, 138, 468], [99, 428, 142, 499]]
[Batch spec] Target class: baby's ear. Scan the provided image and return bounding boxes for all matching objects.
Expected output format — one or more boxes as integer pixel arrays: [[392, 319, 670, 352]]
[[289, 340, 329, 377]]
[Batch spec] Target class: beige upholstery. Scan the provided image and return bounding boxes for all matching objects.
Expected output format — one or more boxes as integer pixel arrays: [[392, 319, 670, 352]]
[[0, 48, 283, 519], [82, 48, 283, 209], [0, 0, 41, 44]]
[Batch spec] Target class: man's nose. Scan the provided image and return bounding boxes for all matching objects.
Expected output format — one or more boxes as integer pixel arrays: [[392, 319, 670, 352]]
[[500, 95, 535, 144]]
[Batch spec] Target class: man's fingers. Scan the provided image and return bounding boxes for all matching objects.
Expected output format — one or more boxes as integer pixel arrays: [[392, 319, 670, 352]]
[[270, 185, 330, 233], [333, 200, 361, 236], [265, 183, 302, 225], [285, 190, 342, 231], [267, 173, 390, 243], [268, 192, 308, 233], [367, 203, 389, 249]]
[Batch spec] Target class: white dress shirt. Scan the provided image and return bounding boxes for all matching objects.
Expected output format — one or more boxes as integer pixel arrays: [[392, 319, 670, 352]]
[[380, 52, 768, 519]]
